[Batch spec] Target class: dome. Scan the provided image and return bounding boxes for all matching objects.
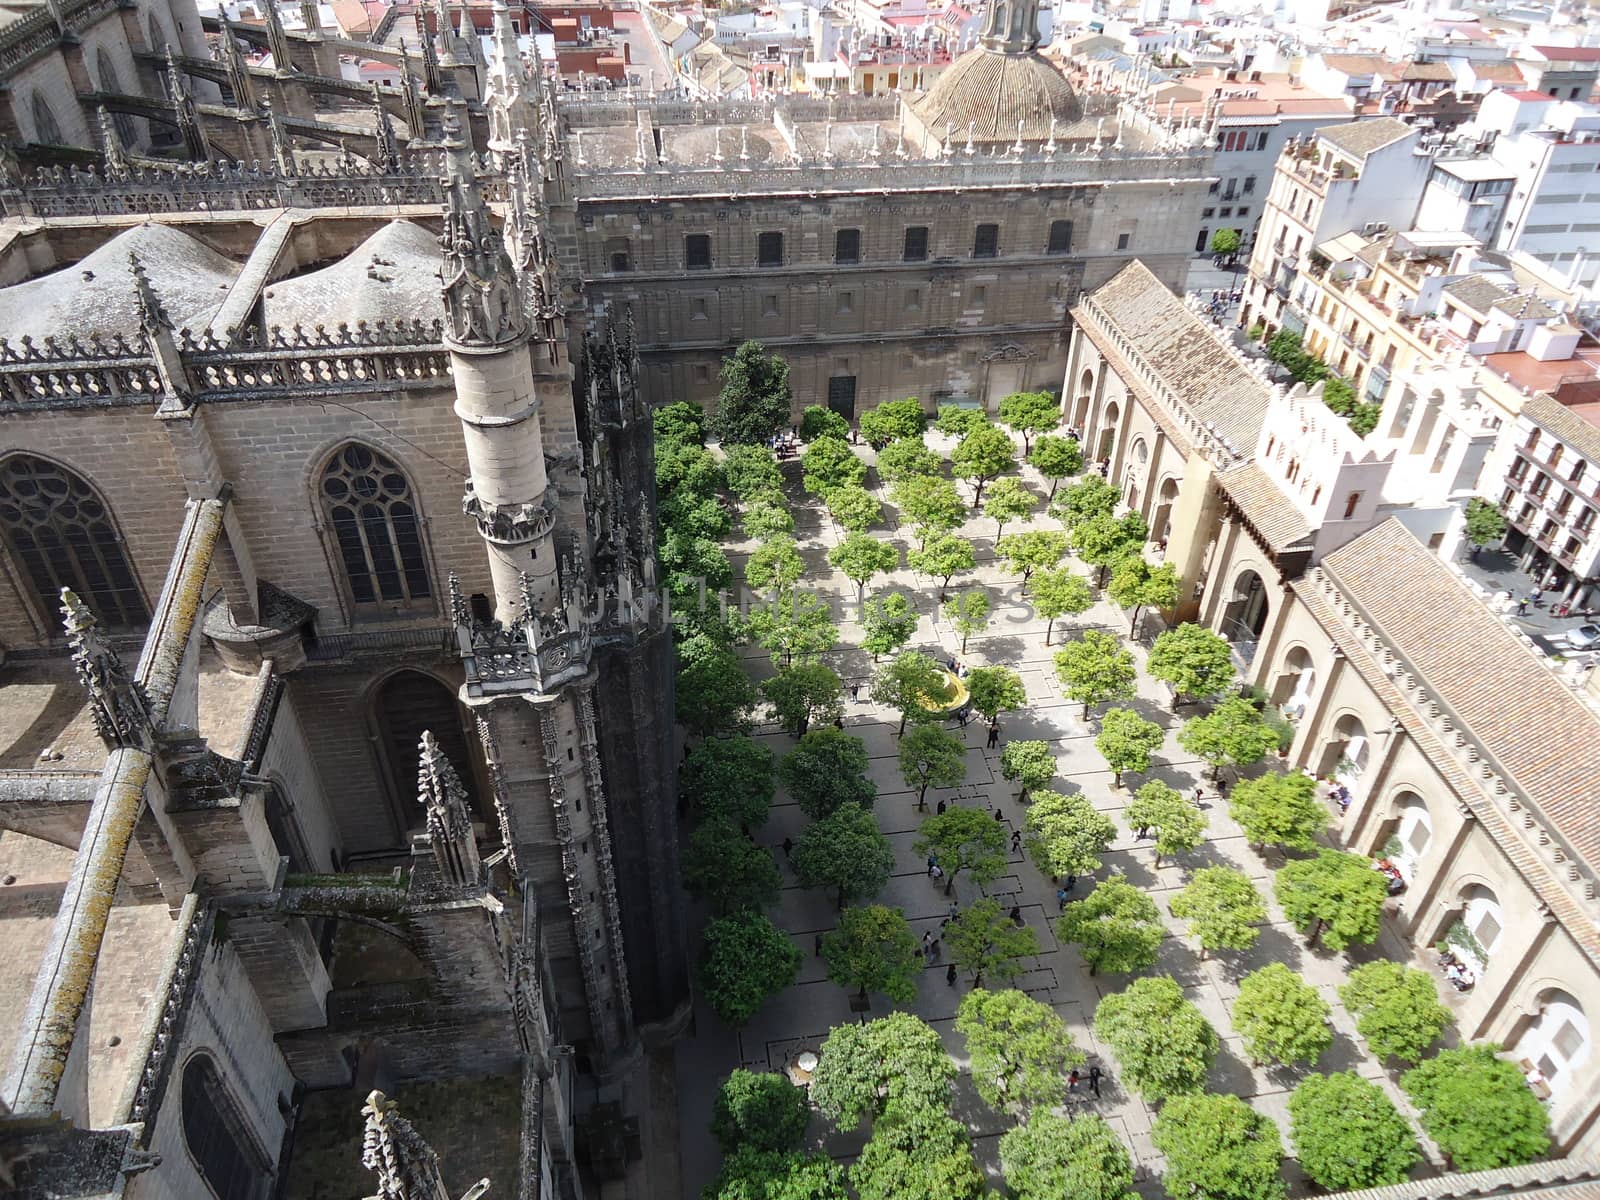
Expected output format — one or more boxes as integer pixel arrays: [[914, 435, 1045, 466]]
[[910, 48, 1082, 144], [261, 220, 444, 332]]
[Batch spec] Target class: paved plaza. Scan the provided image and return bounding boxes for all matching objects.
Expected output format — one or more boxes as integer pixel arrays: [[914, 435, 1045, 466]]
[[671, 429, 1460, 1199]]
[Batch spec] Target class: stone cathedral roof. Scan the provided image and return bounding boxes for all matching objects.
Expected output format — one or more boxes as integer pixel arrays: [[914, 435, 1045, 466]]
[[0, 223, 238, 343], [909, 47, 1083, 143], [260, 220, 445, 331]]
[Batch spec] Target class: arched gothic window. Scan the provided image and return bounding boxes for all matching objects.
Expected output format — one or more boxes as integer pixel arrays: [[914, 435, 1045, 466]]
[[181, 1055, 265, 1200], [95, 51, 138, 145], [30, 91, 63, 144], [319, 444, 432, 608], [0, 455, 147, 631]]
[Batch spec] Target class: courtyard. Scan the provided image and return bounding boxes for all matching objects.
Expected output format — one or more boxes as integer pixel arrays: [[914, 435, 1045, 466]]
[[665, 409, 1495, 1199]]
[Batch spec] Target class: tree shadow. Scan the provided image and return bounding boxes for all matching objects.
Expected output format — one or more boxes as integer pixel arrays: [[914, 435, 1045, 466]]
[[1207, 1040, 1259, 1097], [970, 634, 1030, 664], [1216, 925, 1306, 982]]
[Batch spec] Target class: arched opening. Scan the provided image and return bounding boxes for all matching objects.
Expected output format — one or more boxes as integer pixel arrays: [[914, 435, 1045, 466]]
[[1096, 402, 1120, 465], [1319, 713, 1370, 801], [1273, 645, 1316, 716], [1459, 883, 1504, 963], [372, 670, 481, 837], [181, 1054, 270, 1200], [94, 50, 139, 146], [1390, 791, 1431, 882], [1219, 569, 1269, 666], [1517, 990, 1589, 1097], [1152, 477, 1179, 546], [1125, 437, 1149, 510], [0, 454, 148, 631], [147, 12, 169, 53], [30, 91, 63, 145], [1072, 367, 1095, 430], [318, 443, 433, 614]]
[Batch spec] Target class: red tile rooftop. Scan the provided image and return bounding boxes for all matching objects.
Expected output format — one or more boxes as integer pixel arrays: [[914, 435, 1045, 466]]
[[1481, 346, 1600, 397], [1503, 89, 1558, 100], [1526, 44, 1600, 62]]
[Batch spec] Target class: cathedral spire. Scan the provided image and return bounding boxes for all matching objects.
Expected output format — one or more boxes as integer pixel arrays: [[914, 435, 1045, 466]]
[[978, 0, 1041, 52], [417, 730, 481, 886], [439, 101, 527, 349], [485, 0, 541, 152], [360, 1090, 490, 1200]]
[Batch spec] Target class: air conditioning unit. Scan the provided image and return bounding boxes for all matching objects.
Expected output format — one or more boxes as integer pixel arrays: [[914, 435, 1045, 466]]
[[1362, 220, 1390, 236]]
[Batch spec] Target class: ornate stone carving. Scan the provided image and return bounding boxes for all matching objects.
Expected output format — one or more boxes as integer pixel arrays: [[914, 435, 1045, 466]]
[[576, 685, 634, 1025], [417, 730, 480, 886], [361, 1090, 490, 1200], [474, 716, 521, 878], [62, 588, 153, 749], [439, 104, 528, 350], [462, 478, 554, 545], [537, 709, 607, 1042]]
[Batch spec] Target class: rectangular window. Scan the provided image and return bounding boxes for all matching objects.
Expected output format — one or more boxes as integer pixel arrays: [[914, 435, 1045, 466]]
[[605, 236, 631, 272], [685, 234, 711, 270], [762, 293, 779, 317], [903, 225, 929, 261], [836, 291, 854, 314], [1237, 206, 1250, 216], [1116, 233, 1131, 251], [694, 364, 710, 383], [757, 231, 784, 266], [1243, 175, 1257, 194], [1203, 207, 1215, 218], [1343, 491, 1362, 519], [835, 228, 861, 264], [691, 298, 708, 320], [973, 223, 999, 259], [903, 288, 922, 311], [970, 285, 987, 307], [1219, 207, 1233, 218], [1047, 220, 1073, 254]]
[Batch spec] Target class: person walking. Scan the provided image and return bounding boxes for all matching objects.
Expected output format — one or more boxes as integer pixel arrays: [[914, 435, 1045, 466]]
[[1088, 1065, 1103, 1097], [1009, 905, 1022, 925], [1518, 596, 1531, 615], [814, 933, 823, 956], [781, 836, 794, 860], [929, 938, 941, 961], [986, 722, 1001, 750], [922, 930, 934, 952], [1068, 1068, 1081, 1093], [926, 855, 937, 876], [936, 799, 948, 815], [1010, 829, 1023, 853], [946, 962, 957, 986], [931, 863, 945, 885], [849, 681, 861, 702], [1057, 887, 1069, 912]]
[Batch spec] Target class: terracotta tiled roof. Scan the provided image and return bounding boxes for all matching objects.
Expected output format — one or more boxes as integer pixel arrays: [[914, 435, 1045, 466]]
[[1521, 392, 1600, 463], [1318, 520, 1600, 867], [1217, 463, 1312, 552], [1079, 260, 1270, 453], [910, 47, 1081, 141]]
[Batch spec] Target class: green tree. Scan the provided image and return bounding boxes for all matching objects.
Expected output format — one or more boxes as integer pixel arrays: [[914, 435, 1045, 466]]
[[683, 819, 783, 914], [891, 474, 965, 546], [1095, 707, 1165, 787], [718, 341, 793, 446], [915, 805, 1009, 895], [828, 532, 899, 602], [810, 1012, 956, 1127], [743, 498, 795, 540], [1051, 473, 1118, 528], [1463, 496, 1508, 558], [997, 529, 1068, 582], [983, 476, 1037, 539], [1229, 770, 1328, 852], [684, 737, 775, 827], [704, 1147, 848, 1200], [851, 1099, 984, 1200], [1339, 960, 1454, 1064], [822, 904, 920, 1004], [899, 723, 968, 810], [1152, 1094, 1286, 1200], [1124, 779, 1207, 867], [935, 404, 990, 438], [660, 527, 734, 604], [871, 650, 946, 736], [799, 403, 850, 442], [1000, 740, 1056, 801], [825, 483, 883, 533], [1093, 976, 1219, 1103], [1209, 227, 1241, 257], [858, 397, 928, 448], [945, 897, 1040, 985], [722, 444, 783, 499], [1056, 875, 1164, 976], [762, 662, 843, 737], [1180, 696, 1280, 779], [965, 664, 1027, 723], [1024, 790, 1118, 878], [956, 987, 1084, 1113], [1071, 511, 1147, 586], [1275, 849, 1389, 950], [942, 588, 991, 653], [676, 637, 757, 738], [1170, 866, 1267, 958], [1401, 1045, 1551, 1171], [1148, 623, 1235, 706], [800, 436, 866, 497], [655, 400, 706, 446], [794, 802, 893, 909], [1028, 434, 1084, 500], [997, 390, 1061, 453], [952, 424, 1018, 508], [662, 491, 733, 540], [700, 911, 803, 1025], [1029, 568, 1094, 646], [1289, 1072, 1420, 1190], [859, 591, 918, 660], [745, 535, 806, 595], [748, 590, 839, 665], [780, 728, 875, 818], [1000, 1113, 1135, 1200], [1232, 962, 1333, 1066], [907, 530, 976, 598], [711, 1069, 811, 1154], [1106, 557, 1180, 632], [875, 436, 943, 483]]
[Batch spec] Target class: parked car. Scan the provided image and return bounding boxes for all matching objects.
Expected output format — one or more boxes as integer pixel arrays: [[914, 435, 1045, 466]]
[[1560, 624, 1600, 651]]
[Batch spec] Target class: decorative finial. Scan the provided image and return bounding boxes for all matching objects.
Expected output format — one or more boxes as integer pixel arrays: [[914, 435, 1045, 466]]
[[128, 252, 167, 332], [63, 588, 152, 749], [447, 570, 468, 625], [97, 106, 127, 173], [519, 571, 539, 626], [361, 1090, 490, 1200], [964, 120, 976, 156], [1045, 115, 1058, 155], [1012, 117, 1026, 157]]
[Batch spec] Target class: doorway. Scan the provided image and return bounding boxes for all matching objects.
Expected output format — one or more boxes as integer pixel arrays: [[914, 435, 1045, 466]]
[[827, 376, 857, 421]]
